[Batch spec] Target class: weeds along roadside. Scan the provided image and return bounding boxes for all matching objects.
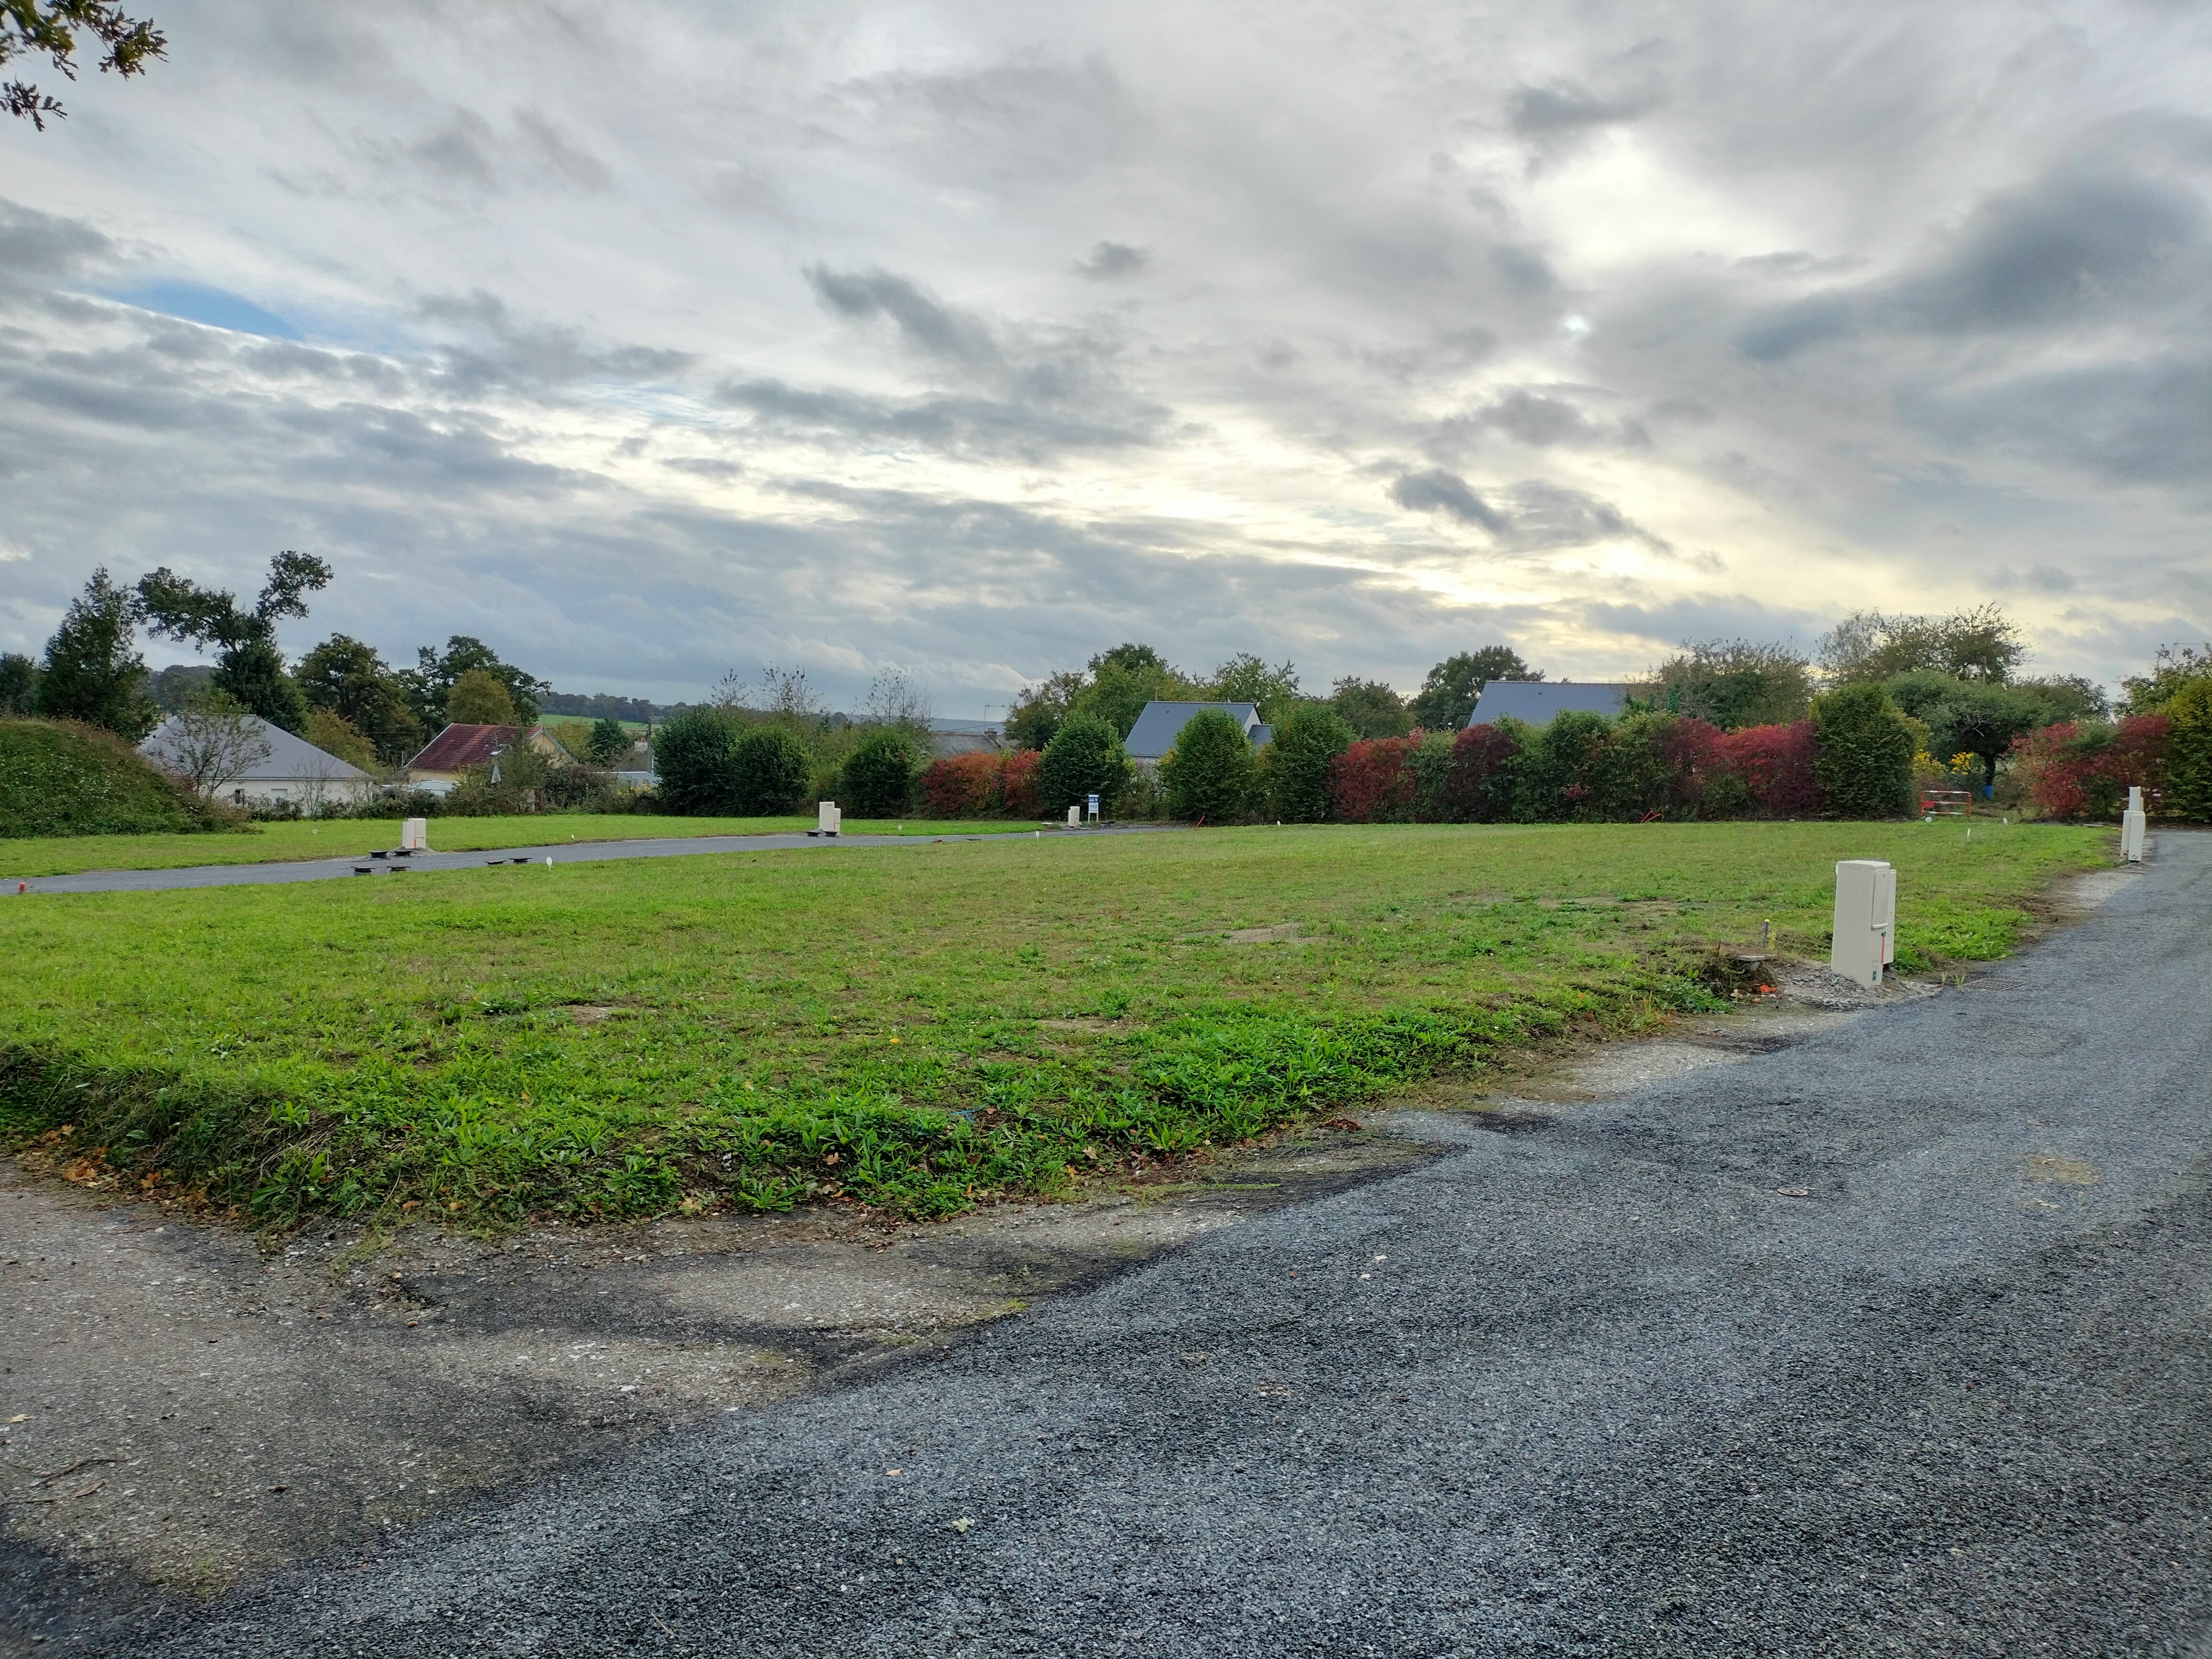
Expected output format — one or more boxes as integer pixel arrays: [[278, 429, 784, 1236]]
[[0, 821, 2109, 1232], [0, 976, 1719, 1230]]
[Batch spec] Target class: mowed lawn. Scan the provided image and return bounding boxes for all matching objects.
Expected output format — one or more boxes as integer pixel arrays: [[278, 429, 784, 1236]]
[[0, 814, 1040, 878], [0, 821, 2106, 1228]]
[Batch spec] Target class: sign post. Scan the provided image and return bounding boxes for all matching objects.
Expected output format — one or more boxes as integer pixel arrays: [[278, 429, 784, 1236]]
[[1086, 793, 1100, 824]]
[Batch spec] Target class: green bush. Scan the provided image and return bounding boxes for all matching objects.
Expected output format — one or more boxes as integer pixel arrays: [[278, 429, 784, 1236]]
[[652, 707, 741, 814], [1513, 710, 1613, 821], [0, 719, 235, 838], [1036, 714, 1128, 814], [841, 728, 921, 816], [2166, 678, 2212, 820], [1265, 703, 1353, 822], [1810, 684, 1917, 819], [1160, 708, 1256, 823], [734, 726, 813, 814]]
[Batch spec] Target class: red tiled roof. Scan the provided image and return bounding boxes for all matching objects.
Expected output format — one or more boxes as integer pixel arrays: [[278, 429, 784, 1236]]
[[409, 723, 521, 771]]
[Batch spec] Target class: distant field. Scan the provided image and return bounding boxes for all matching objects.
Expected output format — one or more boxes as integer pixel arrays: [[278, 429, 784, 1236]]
[[0, 821, 2107, 1230], [0, 814, 1041, 878]]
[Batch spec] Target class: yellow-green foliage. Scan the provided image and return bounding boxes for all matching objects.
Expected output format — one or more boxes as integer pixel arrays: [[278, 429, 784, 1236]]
[[0, 821, 2103, 1228]]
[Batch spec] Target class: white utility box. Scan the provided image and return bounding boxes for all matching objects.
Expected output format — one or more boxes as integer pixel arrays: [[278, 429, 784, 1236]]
[[2121, 785, 2146, 864], [813, 800, 841, 838], [400, 817, 428, 851], [1830, 859, 1896, 989], [1066, 805, 1082, 828]]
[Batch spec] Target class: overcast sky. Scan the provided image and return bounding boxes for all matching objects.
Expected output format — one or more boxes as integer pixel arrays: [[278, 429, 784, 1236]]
[[4, 0, 2208, 715]]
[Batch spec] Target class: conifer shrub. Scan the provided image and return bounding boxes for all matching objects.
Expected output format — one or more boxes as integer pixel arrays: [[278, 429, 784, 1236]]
[[1036, 715, 1127, 815], [841, 728, 921, 816], [1809, 685, 1918, 819], [1160, 707, 1257, 823], [652, 707, 742, 814], [1264, 703, 1354, 822], [2164, 679, 2212, 821], [733, 726, 813, 814]]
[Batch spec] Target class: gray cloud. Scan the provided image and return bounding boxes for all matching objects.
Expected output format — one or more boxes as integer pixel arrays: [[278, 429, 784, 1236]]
[[1506, 80, 1660, 140], [805, 266, 1001, 368], [0, 199, 114, 279], [1388, 468, 1510, 534], [1388, 467, 1667, 552], [1740, 162, 2212, 360], [1075, 241, 1150, 279]]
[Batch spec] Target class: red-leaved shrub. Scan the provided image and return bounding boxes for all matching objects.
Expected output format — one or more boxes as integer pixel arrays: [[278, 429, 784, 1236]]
[[1328, 736, 1420, 822], [920, 752, 1001, 817], [2010, 714, 2170, 819], [998, 748, 1043, 818], [1444, 723, 1521, 821], [1711, 721, 1823, 818]]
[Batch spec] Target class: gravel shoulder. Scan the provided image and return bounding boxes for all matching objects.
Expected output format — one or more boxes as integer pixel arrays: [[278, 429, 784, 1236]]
[[5, 838, 2203, 1657]]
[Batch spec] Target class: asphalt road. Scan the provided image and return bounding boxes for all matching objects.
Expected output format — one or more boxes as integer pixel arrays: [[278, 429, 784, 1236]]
[[9, 825, 1159, 895], [61, 836, 2212, 1655]]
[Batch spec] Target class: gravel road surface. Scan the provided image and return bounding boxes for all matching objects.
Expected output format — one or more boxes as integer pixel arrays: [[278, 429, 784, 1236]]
[[32, 835, 2212, 1656], [9, 825, 1158, 896]]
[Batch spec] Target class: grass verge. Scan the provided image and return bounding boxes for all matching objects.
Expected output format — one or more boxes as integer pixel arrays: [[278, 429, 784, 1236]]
[[0, 814, 1044, 878], [0, 820, 2106, 1229]]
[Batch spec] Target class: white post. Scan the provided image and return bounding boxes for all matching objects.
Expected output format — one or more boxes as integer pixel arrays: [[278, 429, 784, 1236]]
[[1067, 805, 1081, 829], [401, 817, 428, 851], [1830, 859, 1893, 989], [2121, 785, 2146, 864]]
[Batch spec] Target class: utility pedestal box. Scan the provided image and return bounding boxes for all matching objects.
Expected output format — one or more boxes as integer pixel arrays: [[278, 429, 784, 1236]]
[[400, 817, 428, 852], [1066, 806, 1082, 829], [1831, 859, 1896, 989], [811, 801, 841, 838], [2122, 785, 2147, 864]]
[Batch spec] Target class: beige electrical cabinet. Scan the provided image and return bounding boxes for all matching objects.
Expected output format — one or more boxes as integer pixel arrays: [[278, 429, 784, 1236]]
[[1830, 859, 1896, 988]]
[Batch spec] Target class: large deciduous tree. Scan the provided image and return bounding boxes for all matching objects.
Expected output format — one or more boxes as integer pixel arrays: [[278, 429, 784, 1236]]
[[1329, 676, 1413, 740], [1207, 653, 1302, 722], [1818, 604, 2027, 685], [1409, 647, 1540, 731], [401, 636, 547, 732], [1644, 639, 1812, 730], [295, 635, 422, 763], [136, 552, 332, 734]]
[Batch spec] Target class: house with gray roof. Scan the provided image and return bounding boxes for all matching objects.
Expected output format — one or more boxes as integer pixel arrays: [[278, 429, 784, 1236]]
[[1125, 701, 1274, 769], [1466, 681, 1635, 727], [140, 714, 375, 809]]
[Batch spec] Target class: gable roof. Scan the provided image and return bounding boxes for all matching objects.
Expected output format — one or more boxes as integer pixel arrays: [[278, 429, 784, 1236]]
[[408, 723, 523, 771], [140, 714, 371, 784], [1124, 701, 1264, 760], [1467, 682, 1633, 727]]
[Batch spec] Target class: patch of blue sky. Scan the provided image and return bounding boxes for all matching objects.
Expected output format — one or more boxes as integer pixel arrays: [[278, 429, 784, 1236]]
[[108, 280, 305, 341]]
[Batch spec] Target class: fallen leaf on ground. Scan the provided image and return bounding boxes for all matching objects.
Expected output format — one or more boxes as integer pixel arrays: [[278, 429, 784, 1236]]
[[951, 1517, 973, 1533], [1776, 1186, 1811, 1198]]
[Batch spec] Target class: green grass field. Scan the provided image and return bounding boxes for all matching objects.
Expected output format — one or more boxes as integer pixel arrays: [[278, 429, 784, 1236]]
[[0, 814, 1040, 878], [0, 821, 2107, 1230]]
